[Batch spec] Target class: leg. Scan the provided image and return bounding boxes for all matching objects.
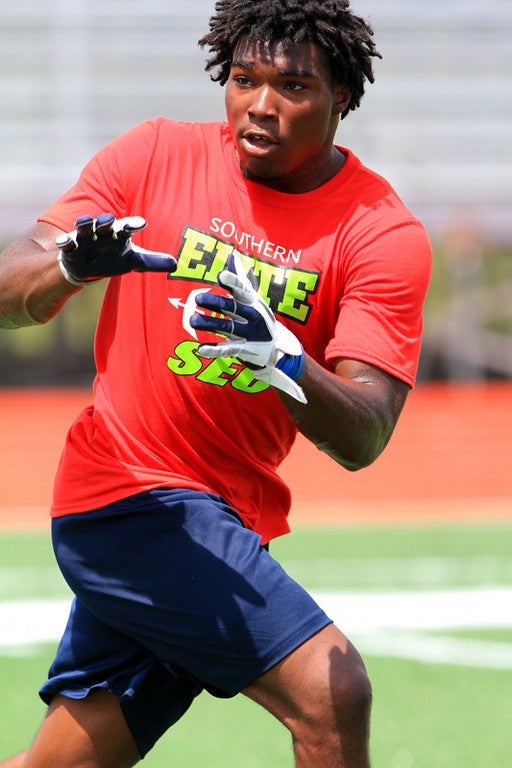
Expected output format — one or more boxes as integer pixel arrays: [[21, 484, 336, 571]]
[[0, 754, 27, 768], [5, 691, 141, 768], [244, 623, 372, 768]]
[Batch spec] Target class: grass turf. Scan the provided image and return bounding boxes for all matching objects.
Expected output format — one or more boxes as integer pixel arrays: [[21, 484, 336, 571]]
[[1, 522, 511, 767]]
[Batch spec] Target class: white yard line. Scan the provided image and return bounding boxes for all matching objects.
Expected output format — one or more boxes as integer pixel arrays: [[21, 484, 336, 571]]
[[314, 588, 512, 631], [314, 588, 512, 669], [1, 588, 512, 668]]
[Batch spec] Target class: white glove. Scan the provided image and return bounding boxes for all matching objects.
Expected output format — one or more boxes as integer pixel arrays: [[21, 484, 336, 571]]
[[191, 251, 307, 403]]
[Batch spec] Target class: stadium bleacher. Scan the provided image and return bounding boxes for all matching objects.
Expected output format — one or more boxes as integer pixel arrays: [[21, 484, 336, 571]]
[[1, 0, 511, 242]]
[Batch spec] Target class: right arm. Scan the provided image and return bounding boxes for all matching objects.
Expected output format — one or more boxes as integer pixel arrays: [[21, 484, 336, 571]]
[[0, 216, 178, 330], [0, 222, 79, 329]]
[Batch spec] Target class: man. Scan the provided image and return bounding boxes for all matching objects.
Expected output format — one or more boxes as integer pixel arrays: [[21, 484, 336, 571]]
[[0, 1, 431, 766]]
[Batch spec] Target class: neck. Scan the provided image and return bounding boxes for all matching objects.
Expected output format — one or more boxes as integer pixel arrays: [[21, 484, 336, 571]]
[[240, 146, 347, 194]]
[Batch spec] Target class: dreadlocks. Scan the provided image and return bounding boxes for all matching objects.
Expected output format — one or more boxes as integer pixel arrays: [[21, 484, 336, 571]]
[[198, 0, 381, 118]]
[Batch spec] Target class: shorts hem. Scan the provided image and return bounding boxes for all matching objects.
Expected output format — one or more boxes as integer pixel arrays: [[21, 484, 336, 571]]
[[228, 614, 333, 695]]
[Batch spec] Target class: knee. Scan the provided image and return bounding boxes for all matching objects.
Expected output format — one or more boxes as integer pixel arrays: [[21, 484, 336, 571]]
[[301, 660, 372, 768], [286, 655, 372, 768], [295, 644, 373, 742], [330, 654, 373, 728]]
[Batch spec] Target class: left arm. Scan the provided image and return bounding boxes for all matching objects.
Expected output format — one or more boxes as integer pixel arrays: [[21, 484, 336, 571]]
[[280, 355, 410, 471], [192, 250, 411, 471]]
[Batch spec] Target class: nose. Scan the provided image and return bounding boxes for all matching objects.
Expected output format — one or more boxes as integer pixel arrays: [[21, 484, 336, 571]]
[[248, 85, 277, 119]]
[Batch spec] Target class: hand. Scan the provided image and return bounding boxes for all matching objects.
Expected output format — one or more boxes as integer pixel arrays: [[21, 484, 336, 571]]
[[191, 251, 307, 403], [56, 213, 177, 285]]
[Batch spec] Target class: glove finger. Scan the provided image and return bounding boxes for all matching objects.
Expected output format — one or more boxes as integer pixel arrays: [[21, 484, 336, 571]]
[[190, 313, 244, 338], [198, 343, 231, 359], [224, 250, 253, 287], [197, 288, 257, 324], [199, 340, 270, 366], [217, 269, 255, 304], [75, 216, 95, 242], [94, 213, 116, 239], [195, 292, 239, 317], [217, 275, 275, 330], [114, 216, 147, 234], [130, 246, 177, 273], [55, 231, 78, 253], [198, 341, 250, 359], [113, 216, 147, 243]]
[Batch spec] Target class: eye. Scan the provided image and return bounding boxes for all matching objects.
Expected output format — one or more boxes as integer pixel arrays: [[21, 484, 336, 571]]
[[233, 75, 254, 87], [283, 81, 307, 92]]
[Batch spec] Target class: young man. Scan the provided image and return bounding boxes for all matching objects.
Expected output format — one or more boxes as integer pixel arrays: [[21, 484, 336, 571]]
[[0, 1, 431, 767]]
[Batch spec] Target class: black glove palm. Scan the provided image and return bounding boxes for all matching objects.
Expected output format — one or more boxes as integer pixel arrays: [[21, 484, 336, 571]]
[[56, 213, 177, 285]]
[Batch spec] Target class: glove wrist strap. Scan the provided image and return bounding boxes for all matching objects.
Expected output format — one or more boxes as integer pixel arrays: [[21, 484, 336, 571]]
[[275, 346, 305, 381]]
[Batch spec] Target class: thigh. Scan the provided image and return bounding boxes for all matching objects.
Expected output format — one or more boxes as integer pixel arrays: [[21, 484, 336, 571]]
[[52, 489, 332, 697], [40, 597, 202, 758]]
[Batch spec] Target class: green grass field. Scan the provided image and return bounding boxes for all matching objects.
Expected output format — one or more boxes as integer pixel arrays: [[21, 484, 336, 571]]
[[2, 522, 512, 767]]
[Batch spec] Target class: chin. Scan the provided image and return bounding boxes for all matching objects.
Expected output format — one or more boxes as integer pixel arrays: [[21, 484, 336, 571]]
[[240, 161, 284, 184]]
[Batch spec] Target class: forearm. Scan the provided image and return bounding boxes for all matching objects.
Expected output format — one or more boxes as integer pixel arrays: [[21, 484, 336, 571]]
[[281, 355, 409, 471], [0, 225, 79, 328]]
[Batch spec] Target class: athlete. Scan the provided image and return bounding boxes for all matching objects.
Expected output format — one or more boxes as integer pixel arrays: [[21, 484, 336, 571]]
[[0, 1, 431, 767]]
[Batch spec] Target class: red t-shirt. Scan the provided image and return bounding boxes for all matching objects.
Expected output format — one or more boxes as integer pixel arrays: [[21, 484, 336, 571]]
[[40, 119, 431, 542]]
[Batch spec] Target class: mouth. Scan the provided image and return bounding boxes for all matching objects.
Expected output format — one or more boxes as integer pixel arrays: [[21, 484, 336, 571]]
[[241, 130, 280, 157]]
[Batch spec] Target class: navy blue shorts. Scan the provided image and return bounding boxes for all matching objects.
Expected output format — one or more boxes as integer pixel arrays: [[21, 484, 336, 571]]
[[40, 489, 331, 757]]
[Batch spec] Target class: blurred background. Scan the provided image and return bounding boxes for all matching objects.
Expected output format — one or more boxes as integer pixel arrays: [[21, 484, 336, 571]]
[[1, 6, 511, 766], [0, 0, 511, 386]]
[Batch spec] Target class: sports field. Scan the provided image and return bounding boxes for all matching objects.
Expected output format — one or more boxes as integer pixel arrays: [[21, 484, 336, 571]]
[[1, 383, 511, 767]]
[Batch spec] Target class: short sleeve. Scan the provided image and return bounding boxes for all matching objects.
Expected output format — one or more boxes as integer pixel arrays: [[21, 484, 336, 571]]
[[325, 218, 432, 387]]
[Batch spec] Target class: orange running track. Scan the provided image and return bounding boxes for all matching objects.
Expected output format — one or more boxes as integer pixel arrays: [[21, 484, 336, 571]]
[[0, 383, 511, 530]]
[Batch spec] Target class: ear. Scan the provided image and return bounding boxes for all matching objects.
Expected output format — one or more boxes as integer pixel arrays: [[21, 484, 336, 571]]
[[332, 84, 351, 115]]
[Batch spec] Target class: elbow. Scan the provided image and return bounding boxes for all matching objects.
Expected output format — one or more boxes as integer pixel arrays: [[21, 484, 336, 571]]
[[315, 442, 377, 472], [339, 448, 382, 473], [341, 451, 380, 472], [0, 305, 31, 330], [319, 428, 392, 472], [0, 301, 49, 329]]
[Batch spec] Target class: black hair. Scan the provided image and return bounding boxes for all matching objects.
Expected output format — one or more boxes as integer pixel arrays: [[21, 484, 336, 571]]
[[198, 0, 381, 118]]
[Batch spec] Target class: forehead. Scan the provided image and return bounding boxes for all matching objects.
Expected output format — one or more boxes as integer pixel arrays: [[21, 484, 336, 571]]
[[231, 37, 332, 79]]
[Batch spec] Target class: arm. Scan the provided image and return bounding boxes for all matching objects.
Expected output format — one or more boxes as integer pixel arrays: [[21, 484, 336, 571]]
[[280, 355, 410, 471], [193, 251, 410, 471], [0, 222, 78, 329], [0, 215, 178, 330]]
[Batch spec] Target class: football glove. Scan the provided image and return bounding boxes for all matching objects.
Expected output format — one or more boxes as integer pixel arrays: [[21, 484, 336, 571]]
[[191, 251, 307, 403], [56, 213, 177, 285]]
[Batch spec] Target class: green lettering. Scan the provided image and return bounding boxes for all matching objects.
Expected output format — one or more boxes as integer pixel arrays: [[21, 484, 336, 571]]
[[167, 340, 203, 375], [197, 356, 241, 387], [173, 225, 320, 328], [174, 228, 218, 281], [278, 269, 319, 322], [167, 341, 268, 395], [202, 240, 234, 283], [231, 368, 269, 394], [251, 260, 286, 309]]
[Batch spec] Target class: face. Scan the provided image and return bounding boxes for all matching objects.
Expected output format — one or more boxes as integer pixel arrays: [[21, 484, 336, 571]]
[[225, 38, 351, 193]]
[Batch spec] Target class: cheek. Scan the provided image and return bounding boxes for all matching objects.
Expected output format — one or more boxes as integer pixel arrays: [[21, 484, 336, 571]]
[[288, 99, 333, 132], [288, 112, 330, 148], [224, 88, 240, 121]]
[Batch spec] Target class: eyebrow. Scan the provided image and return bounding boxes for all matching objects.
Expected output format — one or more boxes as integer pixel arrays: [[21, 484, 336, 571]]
[[231, 60, 316, 79], [278, 68, 316, 78], [230, 59, 253, 70]]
